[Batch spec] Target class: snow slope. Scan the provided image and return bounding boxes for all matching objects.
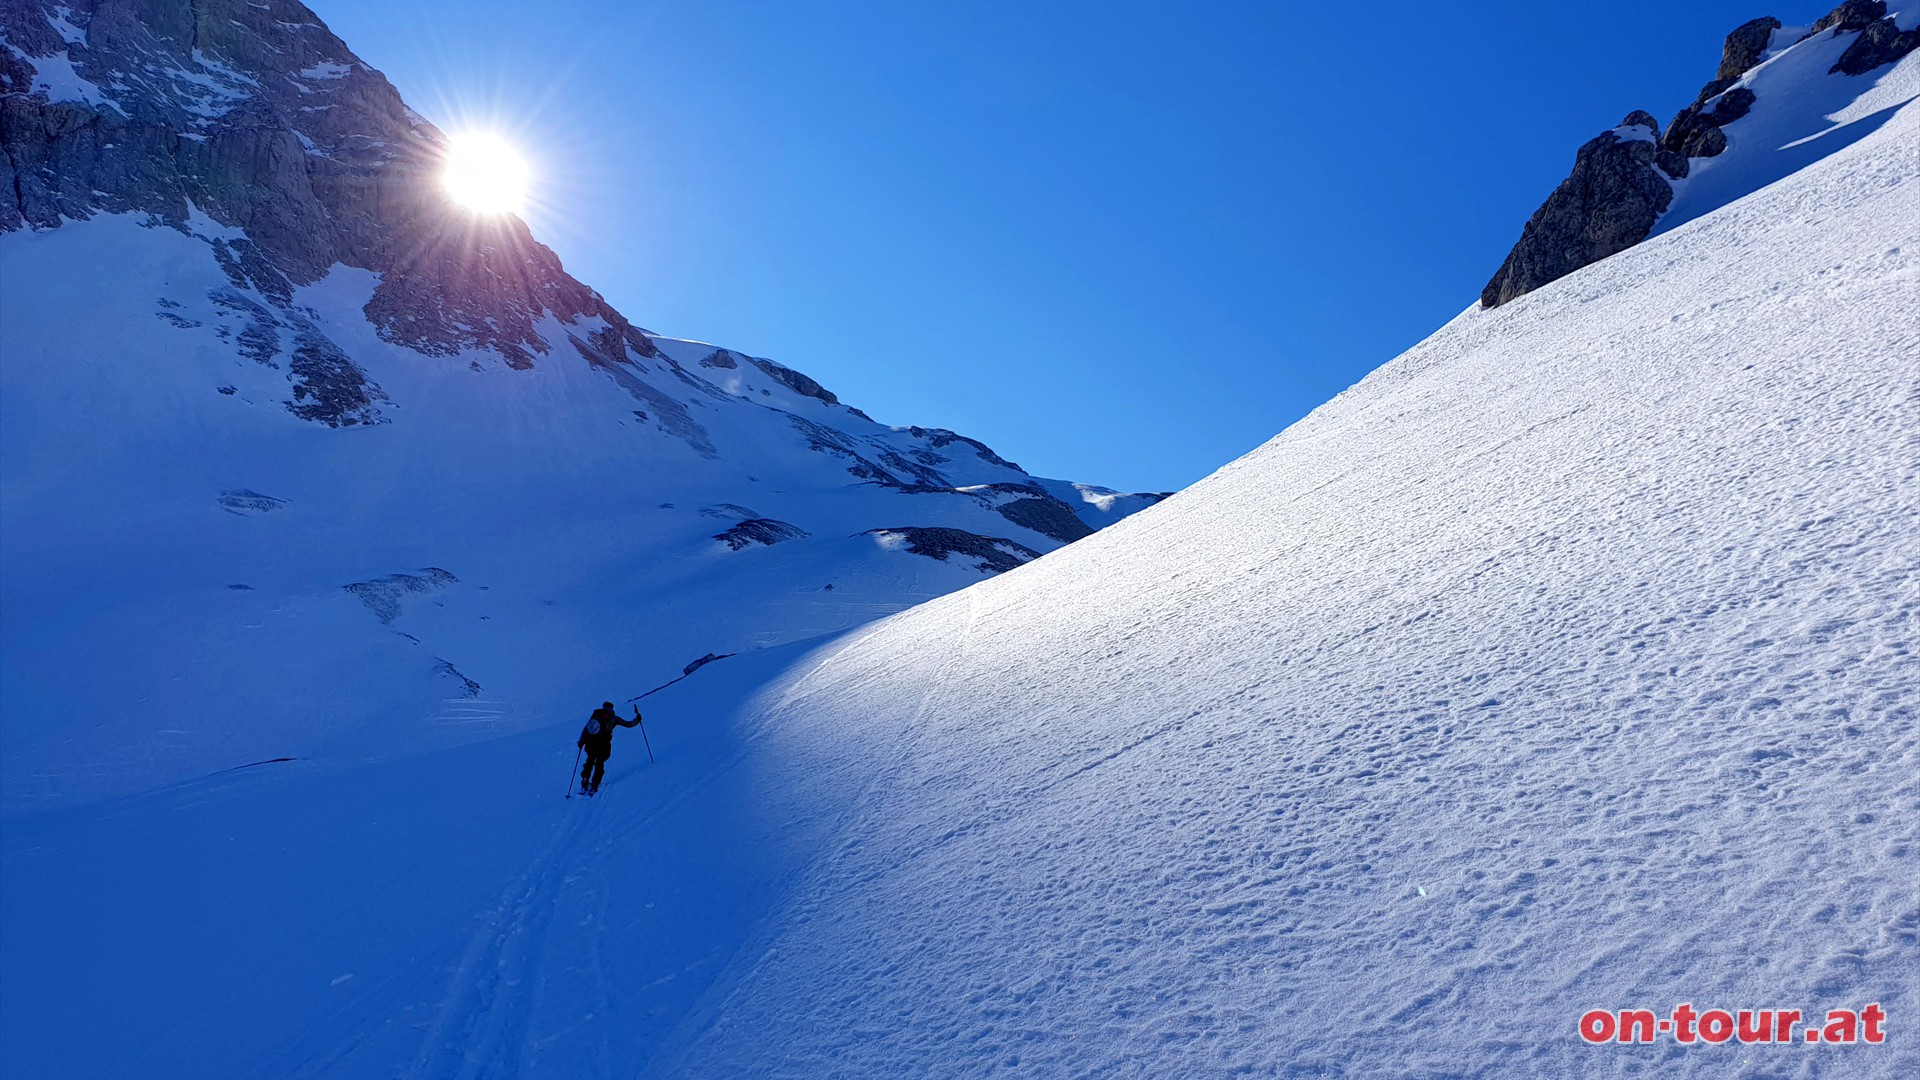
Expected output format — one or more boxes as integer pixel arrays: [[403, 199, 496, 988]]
[[643, 94, 1920, 1079], [0, 211, 1150, 813], [648, 98, 1920, 1068], [5, 46, 1915, 1080]]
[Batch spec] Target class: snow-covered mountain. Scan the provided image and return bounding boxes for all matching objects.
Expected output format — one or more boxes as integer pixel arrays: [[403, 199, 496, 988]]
[[2, 4, 1916, 1080], [0, 0, 1163, 811]]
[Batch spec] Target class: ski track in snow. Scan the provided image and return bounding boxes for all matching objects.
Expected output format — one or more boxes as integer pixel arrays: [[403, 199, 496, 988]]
[[405, 799, 601, 1080]]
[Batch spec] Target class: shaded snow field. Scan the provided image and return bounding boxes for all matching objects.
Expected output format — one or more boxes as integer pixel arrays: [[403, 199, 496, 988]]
[[0, 215, 1146, 814], [5, 37, 1920, 1080]]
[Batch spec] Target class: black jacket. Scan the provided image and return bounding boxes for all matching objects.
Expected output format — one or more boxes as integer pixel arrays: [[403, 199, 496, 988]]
[[578, 707, 638, 756]]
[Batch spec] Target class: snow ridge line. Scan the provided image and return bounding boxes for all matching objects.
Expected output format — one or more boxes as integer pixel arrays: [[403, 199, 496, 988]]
[[641, 587, 987, 1077]]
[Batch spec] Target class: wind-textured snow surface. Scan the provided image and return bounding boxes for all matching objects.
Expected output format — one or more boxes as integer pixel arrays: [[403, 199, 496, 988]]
[[656, 104, 1920, 1078], [4, 71, 1915, 1080]]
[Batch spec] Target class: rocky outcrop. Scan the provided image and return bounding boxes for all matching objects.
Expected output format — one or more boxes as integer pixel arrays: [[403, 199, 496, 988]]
[[1807, 1, 1887, 36], [217, 489, 286, 514], [1479, 116, 1675, 310], [681, 652, 733, 676], [1480, 4, 1917, 309], [344, 568, 459, 624], [1661, 86, 1758, 165], [1831, 13, 1920, 74], [747, 355, 839, 406], [906, 427, 1022, 472], [992, 494, 1095, 543], [866, 527, 1041, 575], [714, 518, 810, 550], [1718, 17, 1783, 79], [286, 330, 387, 427]]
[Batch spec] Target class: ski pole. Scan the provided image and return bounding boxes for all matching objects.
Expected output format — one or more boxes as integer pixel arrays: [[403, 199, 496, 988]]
[[565, 745, 582, 799], [634, 706, 655, 763]]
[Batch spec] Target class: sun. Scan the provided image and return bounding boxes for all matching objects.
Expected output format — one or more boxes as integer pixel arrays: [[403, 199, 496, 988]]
[[442, 132, 530, 214]]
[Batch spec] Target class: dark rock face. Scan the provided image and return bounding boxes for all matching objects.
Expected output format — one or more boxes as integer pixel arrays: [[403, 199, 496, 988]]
[[713, 518, 810, 550], [1710, 87, 1758, 124], [906, 426, 1022, 472], [0, 0, 661, 404], [202, 274, 387, 425], [1662, 86, 1758, 161], [1479, 127, 1675, 309], [344, 568, 459, 623], [1808, 1, 1888, 37], [217, 489, 286, 514], [893, 481, 1094, 543], [1831, 16, 1920, 74], [1718, 17, 1783, 80], [287, 331, 386, 427], [434, 659, 482, 697], [1479, 6, 1915, 310], [995, 495, 1095, 542], [866, 527, 1041, 575], [747, 356, 838, 405]]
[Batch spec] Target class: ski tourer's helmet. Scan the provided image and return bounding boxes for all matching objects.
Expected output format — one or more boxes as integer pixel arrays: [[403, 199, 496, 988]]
[[602, 701, 614, 709]]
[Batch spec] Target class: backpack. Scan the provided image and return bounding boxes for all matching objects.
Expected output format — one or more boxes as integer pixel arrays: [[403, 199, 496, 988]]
[[579, 709, 616, 751]]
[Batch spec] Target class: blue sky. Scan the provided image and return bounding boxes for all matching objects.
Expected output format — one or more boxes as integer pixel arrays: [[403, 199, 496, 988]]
[[319, 0, 1778, 492]]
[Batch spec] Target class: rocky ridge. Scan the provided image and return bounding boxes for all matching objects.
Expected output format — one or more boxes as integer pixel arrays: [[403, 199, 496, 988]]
[[1480, 2, 1917, 308]]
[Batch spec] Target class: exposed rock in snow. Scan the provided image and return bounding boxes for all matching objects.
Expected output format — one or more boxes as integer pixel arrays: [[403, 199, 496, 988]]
[[286, 329, 386, 426], [216, 488, 286, 514], [432, 658, 481, 697], [1478, 118, 1676, 309], [713, 518, 810, 550], [1662, 86, 1758, 161], [1480, 3, 1920, 307], [681, 651, 731, 676], [1808, 0, 1891, 36], [746, 354, 839, 406], [1832, 13, 1920, 73], [1718, 16, 1784, 79], [343, 568, 458, 624], [867, 526, 1042, 574]]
